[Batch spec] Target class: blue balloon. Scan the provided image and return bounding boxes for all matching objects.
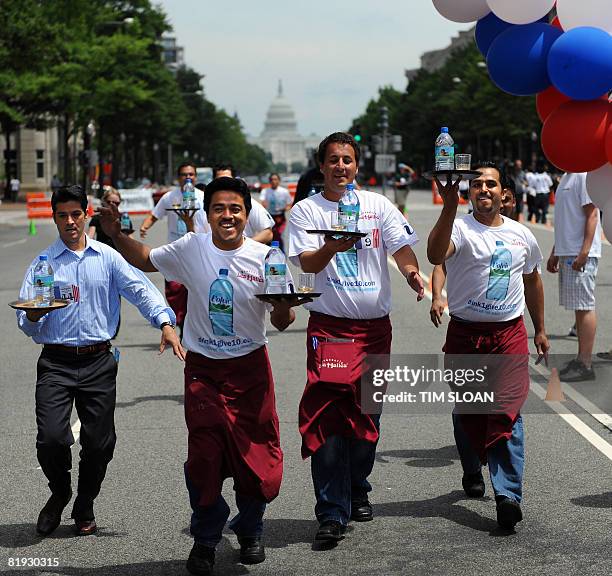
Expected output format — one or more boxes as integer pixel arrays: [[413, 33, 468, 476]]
[[475, 13, 547, 57], [548, 27, 612, 101], [487, 23, 563, 96]]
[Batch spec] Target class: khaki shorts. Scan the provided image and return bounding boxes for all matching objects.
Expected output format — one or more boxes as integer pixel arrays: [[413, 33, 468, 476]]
[[394, 186, 410, 205]]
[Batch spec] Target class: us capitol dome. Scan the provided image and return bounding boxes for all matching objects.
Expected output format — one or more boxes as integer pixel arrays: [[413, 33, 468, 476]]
[[250, 80, 320, 172]]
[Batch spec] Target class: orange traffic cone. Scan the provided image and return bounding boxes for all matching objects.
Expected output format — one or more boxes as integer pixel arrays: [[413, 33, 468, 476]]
[[545, 368, 565, 402]]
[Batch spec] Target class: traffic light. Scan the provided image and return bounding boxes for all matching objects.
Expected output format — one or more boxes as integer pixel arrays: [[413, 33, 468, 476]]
[[353, 124, 362, 143]]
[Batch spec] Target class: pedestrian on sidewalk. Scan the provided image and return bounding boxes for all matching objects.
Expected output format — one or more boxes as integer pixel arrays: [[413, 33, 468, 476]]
[[427, 161, 549, 531], [287, 132, 424, 546], [99, 176, 306, 576], [260, 173, 292, 250], [16, 184, 179, 538], [546, 172, 601, 382]]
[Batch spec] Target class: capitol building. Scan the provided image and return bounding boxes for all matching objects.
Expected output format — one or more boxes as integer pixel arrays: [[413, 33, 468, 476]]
[[250, 81, 320, 172]]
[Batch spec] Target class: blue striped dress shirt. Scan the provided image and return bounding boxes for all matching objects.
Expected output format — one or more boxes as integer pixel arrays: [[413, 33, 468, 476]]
[[17, 236, 174, 345]]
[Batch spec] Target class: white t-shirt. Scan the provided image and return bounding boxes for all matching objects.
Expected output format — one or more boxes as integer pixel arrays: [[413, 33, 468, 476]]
[[260, 186, 292, 215], [446, 214, 543, 322], [553, 172, 601, 258], [150, 233, 292, 359], [152, 187, 208, 243], [525, 172, 537, 197], [244, 198, 275, 238], [287, 189, 419, 320], [535, 172, 553, 194]]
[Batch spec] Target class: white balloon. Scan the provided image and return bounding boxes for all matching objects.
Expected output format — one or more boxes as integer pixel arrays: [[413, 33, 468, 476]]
[[601, 199, 612, 243], [432, 0, 490, 23], [557, 0, 612, 33], [486, 0, 556, 25], [586, 164, 612, 210]]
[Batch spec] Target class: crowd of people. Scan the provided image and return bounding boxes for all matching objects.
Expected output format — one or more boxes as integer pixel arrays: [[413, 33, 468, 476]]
[[14, 132, 606, 576]]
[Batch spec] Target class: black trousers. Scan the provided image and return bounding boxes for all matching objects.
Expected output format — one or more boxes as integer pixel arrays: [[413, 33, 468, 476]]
[[35, 348, 118, 519], [534, 193, 550, 224]]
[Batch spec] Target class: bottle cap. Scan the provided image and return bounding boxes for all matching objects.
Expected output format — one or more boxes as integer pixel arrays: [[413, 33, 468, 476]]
[[271, 241, 280, 248], [441, 127, 449, 133], [219, 268, 229, 276], [39, 255, 48, 261], [496, 240, 504, 246], [345, 183, 355, 191]]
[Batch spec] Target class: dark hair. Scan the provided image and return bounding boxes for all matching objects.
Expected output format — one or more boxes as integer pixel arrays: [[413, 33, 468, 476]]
[[177, 162, 197, 177], [471, 160, 510, 190], [204, 177, 251, 215], [317, 132, 360, 165], [269, 172, 280, 181], [51, 185, 88, 213], [213, 163, 235, 178], [195, 183, 206, 192]]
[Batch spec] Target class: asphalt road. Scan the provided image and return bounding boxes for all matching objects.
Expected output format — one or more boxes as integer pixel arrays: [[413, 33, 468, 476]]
[[1, 191, 610, 576]]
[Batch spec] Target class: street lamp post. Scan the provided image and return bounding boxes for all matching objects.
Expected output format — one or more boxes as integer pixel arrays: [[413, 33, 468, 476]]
[[379, 106, 389, 195]]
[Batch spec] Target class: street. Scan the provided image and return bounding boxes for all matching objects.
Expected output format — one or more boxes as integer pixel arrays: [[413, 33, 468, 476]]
[[1, 190, 610, 576]]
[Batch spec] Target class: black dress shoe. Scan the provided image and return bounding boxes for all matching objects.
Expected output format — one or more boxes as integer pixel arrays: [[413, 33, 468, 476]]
[[350, 498, 373, 522], [462, 472, 485, 498], [74, 519, 97, 536], [315, 520, 346, 542], [36, 492, 72, 536], [186, 543, 215, 576], [237, 536, 265, 564], [496, 496, 523, 529]]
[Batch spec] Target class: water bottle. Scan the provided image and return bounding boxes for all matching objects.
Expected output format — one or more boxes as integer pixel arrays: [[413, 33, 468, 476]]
[[435, 127, 455, 171], [265, 241, 287, 294], [486, 241, 512, 300], [208, 269, 234, 336], [120, 212, 131, 232], [182, 177, 196, 209], [337, 183, 360, 232], [33, 255, 54, 307]]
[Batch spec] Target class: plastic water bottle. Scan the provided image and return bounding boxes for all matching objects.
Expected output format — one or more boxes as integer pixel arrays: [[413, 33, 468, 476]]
[[486, 241, 512, 300], [182, 178, 196, 209], [338, 183, 360, 232], [33, 255, 54, 307], [265, 241, 287, 294], [208, 269, 234, 336], [120, 212, 131, 231], [435, 127, 455, 171]]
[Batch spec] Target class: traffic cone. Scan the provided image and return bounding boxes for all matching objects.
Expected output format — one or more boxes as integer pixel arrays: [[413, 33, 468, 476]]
[[29, 219, 37, 236], [545, 368, 565, 402]]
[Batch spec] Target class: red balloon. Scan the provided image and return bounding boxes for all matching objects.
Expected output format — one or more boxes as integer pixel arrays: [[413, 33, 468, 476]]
[[541, 100, 610, 173], [536, 86, 572, 122], [551, 16, 562, 30], [606, 123, 612, 164]]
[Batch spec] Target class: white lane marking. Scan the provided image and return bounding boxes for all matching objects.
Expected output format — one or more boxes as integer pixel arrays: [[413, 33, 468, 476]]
[[388, 256, 612, 462], [3, 238, 27, 248], [36, 418, 81, 470]]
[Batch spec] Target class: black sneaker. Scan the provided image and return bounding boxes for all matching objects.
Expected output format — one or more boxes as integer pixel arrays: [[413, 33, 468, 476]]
[[462, 472, 485, 498], [559, 358, 580, 376], [560, 360, 595, 382], [496, 496, 522, 529], [567, 325, 577, 337], [186, 543, 215, 576], [315, 520, 346, 542], [237, 536, 265, 565]]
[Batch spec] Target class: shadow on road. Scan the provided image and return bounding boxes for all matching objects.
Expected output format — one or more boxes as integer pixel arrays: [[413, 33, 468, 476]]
[[0, 523, 127, 549], [375, 445, 458, 468], [571, 491, 612, 509], [115, 394, 184, 409]]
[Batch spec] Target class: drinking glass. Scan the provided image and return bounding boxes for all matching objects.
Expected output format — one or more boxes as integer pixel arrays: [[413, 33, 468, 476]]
[[298, 273, 316, 294], [455, 154, 471, 170], [330, 212, 345, 231]]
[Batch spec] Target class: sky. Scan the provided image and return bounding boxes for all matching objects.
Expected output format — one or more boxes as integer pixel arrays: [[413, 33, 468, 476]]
[[156, 0, 473, 138]]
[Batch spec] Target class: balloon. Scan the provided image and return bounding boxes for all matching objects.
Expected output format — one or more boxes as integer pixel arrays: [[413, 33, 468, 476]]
[[586, 164, 612, 209], [487, 23, 562, 96], [486, 0, 556, 25], [475, 12, 514, 56], [548, 27, 612, 101], [541, 100, 610, 172], [536, 86, 572, 122], [601, 206, 612, 245], [557, 0, 612, 34], [432, 0, 490, 24], [607, 122, 612, 164]]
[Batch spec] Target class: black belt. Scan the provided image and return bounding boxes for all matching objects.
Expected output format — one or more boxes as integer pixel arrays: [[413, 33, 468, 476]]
[[43, 342, 111, 356]]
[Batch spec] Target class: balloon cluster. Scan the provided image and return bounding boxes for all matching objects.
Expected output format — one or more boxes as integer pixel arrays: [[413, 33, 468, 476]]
[[433, 0, 612, 236]]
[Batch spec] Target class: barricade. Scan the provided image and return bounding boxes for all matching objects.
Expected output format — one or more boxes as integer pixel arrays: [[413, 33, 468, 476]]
[[26, 193, 53, 219], [432, 181, 468, 205]]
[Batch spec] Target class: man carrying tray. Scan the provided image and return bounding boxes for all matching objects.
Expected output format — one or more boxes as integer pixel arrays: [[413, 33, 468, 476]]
[[99, 177, 307, 576], [427, 161, 549, 530], [16, 185, 180, 537], [287, 132, 424, 545]]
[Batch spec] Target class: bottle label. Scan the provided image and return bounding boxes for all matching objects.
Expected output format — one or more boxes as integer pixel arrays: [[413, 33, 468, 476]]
[[265, 263, 286, 277], [209, 280, 234, 336], [34, 274, 53, 289], [435, 145, 454, 170]]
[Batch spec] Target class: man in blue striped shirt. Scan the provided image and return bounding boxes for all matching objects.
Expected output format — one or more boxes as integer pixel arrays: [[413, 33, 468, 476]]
[[16, 185, 183, 538]]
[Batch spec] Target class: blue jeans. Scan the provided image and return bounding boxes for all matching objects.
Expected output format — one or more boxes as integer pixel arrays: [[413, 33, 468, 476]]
[[452, 413, 524, 503], [310, 414, 380, 525], [185, 466, 266, 548]]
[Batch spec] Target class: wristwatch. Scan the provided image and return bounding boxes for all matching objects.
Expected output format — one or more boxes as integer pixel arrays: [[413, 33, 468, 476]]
[[160, 321, 175, 330]]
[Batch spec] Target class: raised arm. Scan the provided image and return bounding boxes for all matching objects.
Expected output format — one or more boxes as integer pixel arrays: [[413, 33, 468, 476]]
[[427, 176, 460, 264]]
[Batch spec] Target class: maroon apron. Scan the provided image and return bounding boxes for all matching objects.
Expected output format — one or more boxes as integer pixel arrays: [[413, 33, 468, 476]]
[[444, 316, 530, 462], [299, 312, 392, 459], [184, 346, 283, 506], [165, 280, 188, 327]]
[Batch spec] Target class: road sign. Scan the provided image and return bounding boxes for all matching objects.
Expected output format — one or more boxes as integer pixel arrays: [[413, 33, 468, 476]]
[[375, 154, 396, 174]]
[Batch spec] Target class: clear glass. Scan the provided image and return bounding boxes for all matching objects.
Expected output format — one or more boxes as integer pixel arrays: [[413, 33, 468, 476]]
[[330, 212, 345, 231], [298, 272, 315, 294], [455, 154, 471, 170]]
